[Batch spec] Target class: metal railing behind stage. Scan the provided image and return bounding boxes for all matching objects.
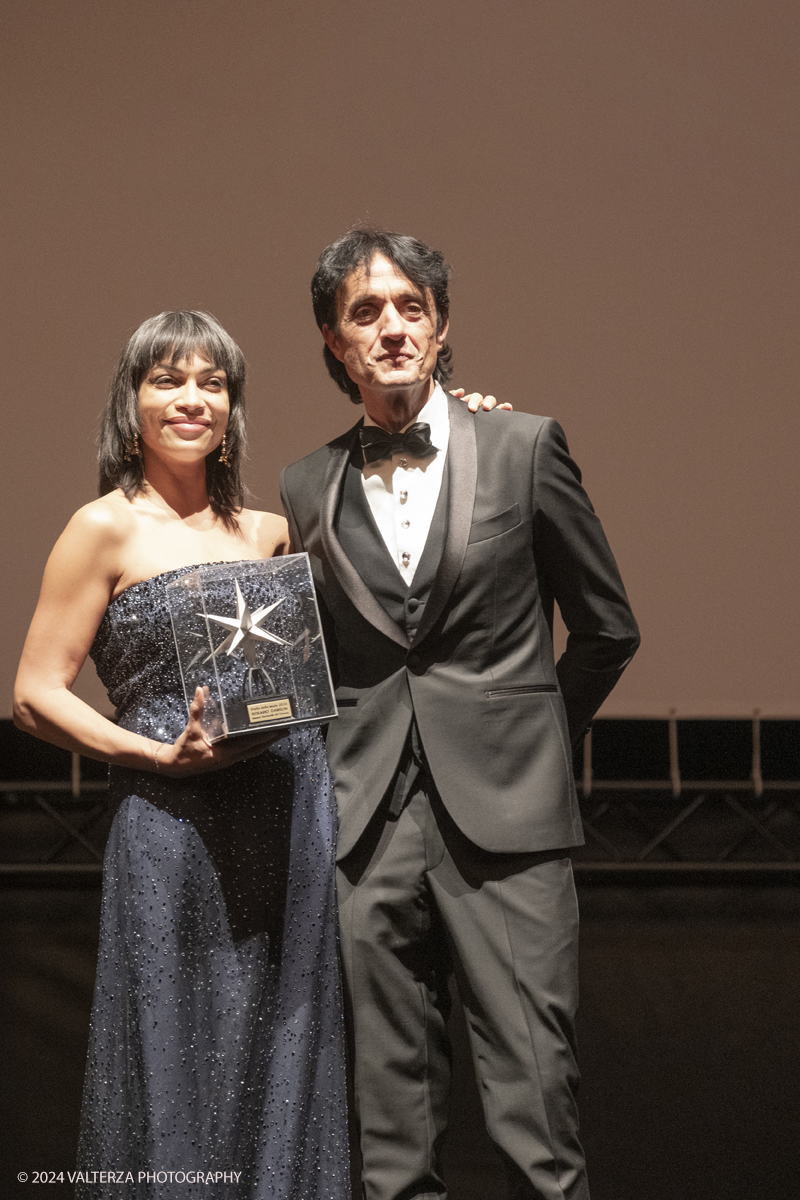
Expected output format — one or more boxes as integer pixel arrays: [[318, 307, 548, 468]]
[[1, 716, 799, 884], [572, 713, 800, 880], [1, 721, 111, 885]]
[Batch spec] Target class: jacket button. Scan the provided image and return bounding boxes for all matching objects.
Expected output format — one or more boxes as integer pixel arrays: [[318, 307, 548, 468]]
[[407, 597, 420, 613]]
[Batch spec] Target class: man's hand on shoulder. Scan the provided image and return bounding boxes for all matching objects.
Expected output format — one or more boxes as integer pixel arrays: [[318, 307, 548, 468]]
[[450, 388, 513, 413]]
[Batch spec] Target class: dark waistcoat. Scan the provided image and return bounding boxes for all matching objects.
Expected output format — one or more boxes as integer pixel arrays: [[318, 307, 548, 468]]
[[335, 451, 449, 643]]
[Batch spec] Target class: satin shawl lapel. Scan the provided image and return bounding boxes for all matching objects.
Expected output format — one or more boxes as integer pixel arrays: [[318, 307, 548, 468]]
[[412, 396, 477, 647], [319, 422, 410, 650]]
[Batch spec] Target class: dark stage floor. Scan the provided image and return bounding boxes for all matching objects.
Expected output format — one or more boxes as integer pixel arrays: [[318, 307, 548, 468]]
[[3, 883, 799, 1199]]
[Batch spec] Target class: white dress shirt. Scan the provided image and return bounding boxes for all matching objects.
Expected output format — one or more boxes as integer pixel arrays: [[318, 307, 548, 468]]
[[361, 383, 450, 586]]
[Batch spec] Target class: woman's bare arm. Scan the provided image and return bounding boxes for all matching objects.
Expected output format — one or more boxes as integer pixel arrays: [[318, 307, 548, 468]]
[[13, 500, 137, 757], [14, 500, 280, 775]]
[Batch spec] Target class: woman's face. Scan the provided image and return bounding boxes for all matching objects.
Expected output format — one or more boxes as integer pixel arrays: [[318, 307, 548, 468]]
[[137, 352, 229, 465]]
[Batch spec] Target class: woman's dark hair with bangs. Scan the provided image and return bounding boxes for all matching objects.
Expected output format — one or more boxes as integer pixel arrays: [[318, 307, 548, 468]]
[[311, 229, 453, 403], [98, 311, 247, 528]]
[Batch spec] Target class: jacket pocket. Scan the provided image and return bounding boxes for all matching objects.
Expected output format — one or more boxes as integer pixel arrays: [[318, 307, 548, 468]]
[[337, 698, 359, 707], [467, 502, 521, 545], [484, 684, 559, 699]]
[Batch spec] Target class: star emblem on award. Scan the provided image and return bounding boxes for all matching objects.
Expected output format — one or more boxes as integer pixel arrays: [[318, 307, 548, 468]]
[[203, 580, 290, 699]]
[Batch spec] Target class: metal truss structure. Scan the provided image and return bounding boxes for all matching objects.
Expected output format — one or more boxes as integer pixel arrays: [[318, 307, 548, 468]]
[[573, 714, 800, 880], [1, 756, 107, 884], [2, 716, 799, 884]]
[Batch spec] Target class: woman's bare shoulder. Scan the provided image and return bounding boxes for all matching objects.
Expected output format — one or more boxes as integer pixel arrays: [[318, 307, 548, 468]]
[[35, 493, 137, 605], [239, 507, 291, 557], [48, 494, 140, 584], [61, 491, 137, 546]]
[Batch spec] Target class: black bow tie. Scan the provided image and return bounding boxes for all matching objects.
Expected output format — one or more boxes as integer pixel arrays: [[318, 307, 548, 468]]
[[359, 422, 439, 465]]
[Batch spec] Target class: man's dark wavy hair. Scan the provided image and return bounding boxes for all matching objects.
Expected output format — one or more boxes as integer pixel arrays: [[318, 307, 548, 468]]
[[98, 311, 247, 529], [311, 229, 453, 404]]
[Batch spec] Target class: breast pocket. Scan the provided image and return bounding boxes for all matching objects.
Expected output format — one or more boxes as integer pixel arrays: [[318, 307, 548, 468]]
[[467, 502, 522, 545]]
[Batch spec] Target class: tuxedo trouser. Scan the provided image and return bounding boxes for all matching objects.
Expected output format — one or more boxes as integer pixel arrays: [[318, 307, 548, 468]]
[[336, 739, 589, 1200]]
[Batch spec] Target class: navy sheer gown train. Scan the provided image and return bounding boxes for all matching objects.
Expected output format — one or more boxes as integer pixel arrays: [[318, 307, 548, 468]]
[[75, 566, 350, 1199]]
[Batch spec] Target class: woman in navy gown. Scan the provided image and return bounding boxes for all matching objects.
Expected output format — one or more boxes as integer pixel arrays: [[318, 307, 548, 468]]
[[14, 311, 350, 1198]]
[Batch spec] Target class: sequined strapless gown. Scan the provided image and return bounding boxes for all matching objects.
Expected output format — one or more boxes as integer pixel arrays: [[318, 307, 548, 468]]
[[76, 567, 350, 1199]]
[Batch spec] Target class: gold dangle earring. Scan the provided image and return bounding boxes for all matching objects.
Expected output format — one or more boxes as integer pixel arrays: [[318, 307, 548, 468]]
[[219, 433, 230, 465], [124, 433, 140, 462]]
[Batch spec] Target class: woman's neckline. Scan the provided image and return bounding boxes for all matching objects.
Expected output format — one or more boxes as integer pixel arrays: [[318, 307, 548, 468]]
[[108, 559, 267, 609]]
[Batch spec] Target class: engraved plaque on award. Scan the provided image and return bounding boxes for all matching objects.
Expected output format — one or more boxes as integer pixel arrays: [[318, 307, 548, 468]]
[[166, 555, 337, 741]]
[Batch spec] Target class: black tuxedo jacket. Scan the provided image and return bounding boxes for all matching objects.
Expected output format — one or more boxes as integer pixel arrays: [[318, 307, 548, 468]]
[[280, 398, 639, 858]]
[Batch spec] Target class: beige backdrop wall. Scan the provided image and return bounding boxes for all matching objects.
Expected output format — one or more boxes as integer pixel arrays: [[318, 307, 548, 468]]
[[2, 0, 798, 720]]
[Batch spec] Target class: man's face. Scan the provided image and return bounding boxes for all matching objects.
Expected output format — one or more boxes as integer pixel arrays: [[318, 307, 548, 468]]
[[323, 253, 448, 397]]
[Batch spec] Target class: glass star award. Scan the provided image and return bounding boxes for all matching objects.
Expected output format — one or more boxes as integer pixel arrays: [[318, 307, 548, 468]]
[[166, 555, 337, 741]]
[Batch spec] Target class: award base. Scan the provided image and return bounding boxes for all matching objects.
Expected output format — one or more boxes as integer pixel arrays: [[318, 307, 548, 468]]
[[227, 694, 297, 731]]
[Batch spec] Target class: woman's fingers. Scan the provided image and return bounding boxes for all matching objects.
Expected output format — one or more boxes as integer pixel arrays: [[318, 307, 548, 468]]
[[450, 387, 513, 412], [196, 728, 286, 770], [188, 688, 214, 745], [218, 727, 288, 761], [166, 705, 292, 776], [453, 390, 500, 411]]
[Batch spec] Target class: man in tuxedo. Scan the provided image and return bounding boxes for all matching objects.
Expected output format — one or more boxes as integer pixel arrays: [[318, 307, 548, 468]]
[[280, 230, 639, 1200]]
